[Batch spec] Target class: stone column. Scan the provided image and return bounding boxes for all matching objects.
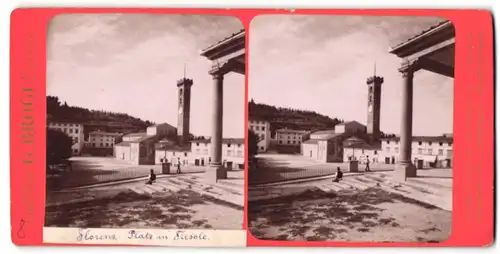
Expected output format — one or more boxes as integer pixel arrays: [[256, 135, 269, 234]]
[[205, 71, 226, 183], [395, 60, 418, 181]]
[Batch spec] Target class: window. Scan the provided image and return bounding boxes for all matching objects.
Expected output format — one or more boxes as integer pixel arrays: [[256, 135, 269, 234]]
[[438, 149, 443, 155], [204, 149, 208, 155], [184, 152, 188, 157], [386, 141, 390, 145], [418, 148, 423, 154], [428, 142, 432, 146], [105, 143, 109, 147], [196, 149, 200, 154], [287, 140, 290, 144], [260, 134, 265, 140], [92, 138, 96, 142], [69, 129, 73, 133], [261, 126, 265, 131], [173, 152, 176, 156], [447, 149, 453, 157], [227, 144, 231, 147], [237, 144, 241, 147], [227, 150, 232, 156], [279, 140, 282, 144], [75, 129, 79, 133], [374, 150, 378, 155], [395, 147, 399, 153], [427, 149, 432, 155], [292, 141, 296, 144], [439, 142, 443, 146], [260, 146, 264, 151], [448, 142, 452, 146], [418, 141, 422, 145], [386, 147, 390, 152], [237, 150, 242, 157], [196, 143, 199, 146]]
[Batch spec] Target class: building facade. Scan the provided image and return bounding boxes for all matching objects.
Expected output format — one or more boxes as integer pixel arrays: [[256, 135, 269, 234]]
[[88, 131, 122, 149], [249, 118, 271, 152], [114, 123, 174, 165], [154, 138, 245, 169], [342, 135, 454, 168], [276, 128, 308, 146], [47, 121, 85, 155]]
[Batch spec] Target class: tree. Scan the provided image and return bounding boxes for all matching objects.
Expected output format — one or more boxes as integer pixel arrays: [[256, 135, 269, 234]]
[[248, 129, 260, 160], [46, 128, 73, 166]]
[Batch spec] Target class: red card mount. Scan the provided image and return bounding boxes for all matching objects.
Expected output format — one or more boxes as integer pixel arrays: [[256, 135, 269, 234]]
[[10, 8, 493, 247]]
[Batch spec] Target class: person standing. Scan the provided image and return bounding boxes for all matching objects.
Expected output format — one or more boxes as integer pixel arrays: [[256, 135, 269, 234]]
[[177, 157, 181, 174], [365, 156, 371, 172]]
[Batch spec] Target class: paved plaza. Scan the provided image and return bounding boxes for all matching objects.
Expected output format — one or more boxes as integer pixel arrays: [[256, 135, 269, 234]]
[[47, 156, 242, 190], [248, 154, 452, 242], [249, 154, 397, 185], [45, 174, 244, 229]]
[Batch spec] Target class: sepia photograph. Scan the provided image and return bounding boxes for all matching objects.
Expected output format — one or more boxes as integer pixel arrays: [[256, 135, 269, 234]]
[[247, 15, 454, 242], [45, 14, 245, 230]]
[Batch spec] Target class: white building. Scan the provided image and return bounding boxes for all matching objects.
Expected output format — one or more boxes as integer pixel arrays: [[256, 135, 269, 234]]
[[88, 131, 122, 148], [276, 128, 308, 146], [249, 118, 271, 152], [343, 135, 454, 168], [47, 121, 85, 155], [114, 123, 177, 165], [300, 121, 369, 163], [154, 138, 245, 169]]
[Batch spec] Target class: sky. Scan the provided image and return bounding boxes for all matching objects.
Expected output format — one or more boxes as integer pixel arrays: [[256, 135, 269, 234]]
[[47, 14, 245, 138], [249, 15, 454, 136]]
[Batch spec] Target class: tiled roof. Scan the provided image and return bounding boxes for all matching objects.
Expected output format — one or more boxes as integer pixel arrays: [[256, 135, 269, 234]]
[[311, 129, 336, 135], [381, 135, 453, 143], [390, 20, 452, 50], [190, 138, 244, 145], [276, 129, 308, 134], [123, 132, 147, 137], [132, 135, 157, 143], [115, 141, 132, 147], [302, 139, 319, 144], [201, 29, 245, 52], [156, 145, 191, 152], [89, 131, 122, 136]]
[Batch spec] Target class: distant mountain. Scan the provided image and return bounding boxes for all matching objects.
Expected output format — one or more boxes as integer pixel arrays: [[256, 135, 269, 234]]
[[47, 96, 155, 139], [248, 99, 343, 135]]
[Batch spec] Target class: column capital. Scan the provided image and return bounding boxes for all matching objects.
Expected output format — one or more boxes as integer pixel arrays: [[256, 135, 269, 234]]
[[398, 58, 420, 76], [209, 61, 232, 77]]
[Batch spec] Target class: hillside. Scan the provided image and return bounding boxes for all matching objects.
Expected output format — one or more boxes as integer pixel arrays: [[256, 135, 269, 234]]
[[248, 99, 342, 134], [47, 96, 155, 138]]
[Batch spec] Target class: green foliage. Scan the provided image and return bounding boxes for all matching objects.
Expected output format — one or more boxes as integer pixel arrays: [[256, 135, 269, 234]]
[[46, 128, 73, 165], [248, 129, 260, 159], [47, 96, 154, 136], [248, 100, 342, 134]]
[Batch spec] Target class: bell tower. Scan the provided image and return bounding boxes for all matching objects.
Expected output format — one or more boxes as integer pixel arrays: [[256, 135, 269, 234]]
[[366, 65, 383, 141], [177, 77, 193, 146]]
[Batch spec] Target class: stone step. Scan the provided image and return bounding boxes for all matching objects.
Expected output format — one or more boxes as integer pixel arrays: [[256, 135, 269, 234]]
[[129, 186, 148, 195], [363, 174, 386, 183], [336, 181, 356, 190], [315, 184, 334, 193], [142, 184, 160, 194], [148, 183, 168, 192], [406, 177, 452, 190], [320, 183, 344, 192], [341, 178, 370, 190], [155, 181, 182, 192], [168, 178, 191, 189]]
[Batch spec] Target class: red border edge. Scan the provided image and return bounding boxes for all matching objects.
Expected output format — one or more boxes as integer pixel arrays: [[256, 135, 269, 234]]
[[9, 8, 494, 247]]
